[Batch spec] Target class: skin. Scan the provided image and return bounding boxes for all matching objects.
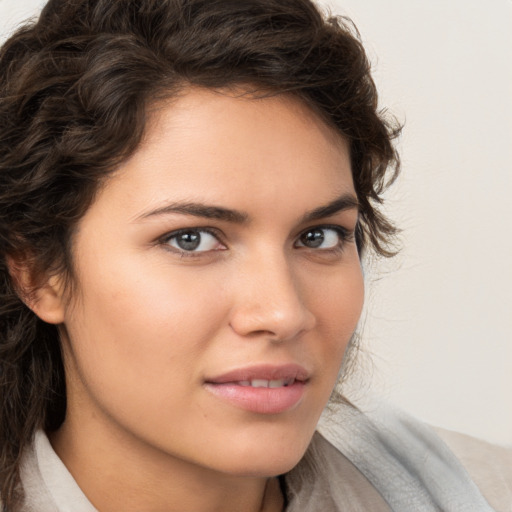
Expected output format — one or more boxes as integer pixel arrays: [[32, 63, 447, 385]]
[[37, 88, 364, 512]]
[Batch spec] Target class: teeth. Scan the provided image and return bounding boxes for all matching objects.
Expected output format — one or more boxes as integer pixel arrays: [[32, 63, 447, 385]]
[[251, 379, 269, 388], [236, 379, 293, 388]]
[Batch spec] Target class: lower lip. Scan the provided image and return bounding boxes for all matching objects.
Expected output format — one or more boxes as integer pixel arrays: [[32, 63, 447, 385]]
[[204, 381, 306, 414]]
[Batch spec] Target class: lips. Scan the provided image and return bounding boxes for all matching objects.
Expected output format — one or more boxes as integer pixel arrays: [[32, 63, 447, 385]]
[[204, 364, 309, 414], [205, 364, 309, 385]]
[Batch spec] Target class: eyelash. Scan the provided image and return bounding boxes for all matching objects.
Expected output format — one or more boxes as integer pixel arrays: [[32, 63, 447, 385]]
[[159, 225, 354, 258]]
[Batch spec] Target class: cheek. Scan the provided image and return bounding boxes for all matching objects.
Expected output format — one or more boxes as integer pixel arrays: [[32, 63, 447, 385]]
[[63, 255, 231, 410], [75, 250, 226, 337], [311, 259, 364, 333], [309, 261, 364, 379]]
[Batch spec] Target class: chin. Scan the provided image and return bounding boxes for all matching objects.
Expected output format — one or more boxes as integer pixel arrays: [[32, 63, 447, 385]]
[[209, 425, 314, 478], [223, 451, 307, 478]]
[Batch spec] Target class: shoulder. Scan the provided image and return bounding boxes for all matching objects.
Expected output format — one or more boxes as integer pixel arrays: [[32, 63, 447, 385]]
[[434, 427, 512, 512], [284, 432, 392, 511], [315, 402, 504, 511]]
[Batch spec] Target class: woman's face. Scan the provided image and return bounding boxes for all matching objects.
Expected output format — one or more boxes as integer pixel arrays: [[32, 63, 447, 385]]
[[57, 88, 364, 477]]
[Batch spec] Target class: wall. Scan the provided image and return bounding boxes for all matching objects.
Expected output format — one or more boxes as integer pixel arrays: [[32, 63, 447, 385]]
[[318, 0, 512, 445]]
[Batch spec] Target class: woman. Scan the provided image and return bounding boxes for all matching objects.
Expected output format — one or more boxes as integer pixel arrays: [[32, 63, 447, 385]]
[[0, 1, 510, 511]]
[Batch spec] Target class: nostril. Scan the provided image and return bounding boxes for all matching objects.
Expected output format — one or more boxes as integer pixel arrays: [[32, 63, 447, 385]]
[[229, 326, 281, 340], [252, 329, 277, 338]]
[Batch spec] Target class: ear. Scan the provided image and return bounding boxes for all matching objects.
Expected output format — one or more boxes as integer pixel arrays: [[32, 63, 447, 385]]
[[7, 257, 66, 325]]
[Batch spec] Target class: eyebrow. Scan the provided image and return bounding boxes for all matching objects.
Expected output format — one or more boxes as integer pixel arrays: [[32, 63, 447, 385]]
[[134, 193, 359, 224], [300, 194, 359, 223], [134, 202, 248, 223]]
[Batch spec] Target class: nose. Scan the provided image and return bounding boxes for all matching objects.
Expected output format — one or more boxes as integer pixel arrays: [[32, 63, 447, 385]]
[[228, 252, 316, 342]]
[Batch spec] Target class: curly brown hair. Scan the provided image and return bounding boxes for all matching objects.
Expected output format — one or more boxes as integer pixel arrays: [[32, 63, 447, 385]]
[[0, 0, 400, 508]]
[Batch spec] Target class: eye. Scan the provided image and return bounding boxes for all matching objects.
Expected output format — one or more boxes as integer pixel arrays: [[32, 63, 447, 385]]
[[295, 226, 347, 250], [164, 229, 225, 253]]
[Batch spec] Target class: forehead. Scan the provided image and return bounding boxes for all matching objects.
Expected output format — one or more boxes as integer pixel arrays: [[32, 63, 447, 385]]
[[96, 87, 354, 220], [144, 87, 347, 151]]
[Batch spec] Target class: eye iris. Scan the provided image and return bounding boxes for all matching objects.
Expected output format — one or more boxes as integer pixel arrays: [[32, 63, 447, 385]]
[[302, 229, 324, 248], [176, 231, 201, 251]]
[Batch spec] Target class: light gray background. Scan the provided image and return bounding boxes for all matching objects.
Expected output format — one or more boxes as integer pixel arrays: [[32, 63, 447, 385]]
[[317, 0, 512, 446], [1, 0, 511, 445]]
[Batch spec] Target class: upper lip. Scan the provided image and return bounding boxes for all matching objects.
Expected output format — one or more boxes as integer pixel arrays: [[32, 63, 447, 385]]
[[205, 364, 310, 384]]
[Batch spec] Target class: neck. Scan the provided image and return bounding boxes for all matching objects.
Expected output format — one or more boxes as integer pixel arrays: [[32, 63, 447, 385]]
[[49, 415, 284, 512]]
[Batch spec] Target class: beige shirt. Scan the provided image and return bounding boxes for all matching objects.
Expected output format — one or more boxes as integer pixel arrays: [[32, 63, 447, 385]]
[[15, 420, 512, 511], [434, 428, 512, 512]]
